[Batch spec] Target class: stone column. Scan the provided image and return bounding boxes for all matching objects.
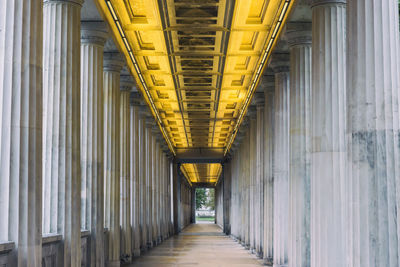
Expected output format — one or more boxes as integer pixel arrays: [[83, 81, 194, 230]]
[[138, 107, 148, 250], [347, 1, 400, 266], [311, 1, 347, 266], [261, 73, 275, 266], [103, 51, 124, 267], [249, 107, 256, 252], [130, 93, 141, 257], [271, 53, 290, 267], [0, 0, 43, 265], [145, 119, 153, 247], [80, 21, 107, 267], [287, 23, 312, 267], [120, 75, 132, 262], [42, 0, 82, 266], [255, 94, 265, 257]]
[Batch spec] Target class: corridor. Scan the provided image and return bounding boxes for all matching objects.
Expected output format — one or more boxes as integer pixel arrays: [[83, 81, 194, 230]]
[[125, 224, 262, 267], [1, 0, 400, 267]]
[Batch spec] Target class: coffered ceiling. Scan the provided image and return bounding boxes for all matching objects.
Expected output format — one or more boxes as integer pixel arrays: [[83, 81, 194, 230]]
[[181, 163, 222, 185], [95, 0, 293, 159]]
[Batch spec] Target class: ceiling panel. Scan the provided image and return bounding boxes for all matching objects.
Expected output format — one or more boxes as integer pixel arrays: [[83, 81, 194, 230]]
[[95, 0, 294, 167]]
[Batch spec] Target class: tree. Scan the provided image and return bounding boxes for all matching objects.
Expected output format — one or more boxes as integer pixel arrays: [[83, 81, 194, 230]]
[[206, 188, 215, 210], [195, 188, 207, 209]]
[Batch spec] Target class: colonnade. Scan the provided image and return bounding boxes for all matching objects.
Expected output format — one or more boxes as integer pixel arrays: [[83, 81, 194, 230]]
[[226, 1, 400, 267], [0, 0, 175, 266]]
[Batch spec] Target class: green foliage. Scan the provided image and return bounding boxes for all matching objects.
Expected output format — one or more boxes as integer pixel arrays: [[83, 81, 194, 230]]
[[206, 188, 215, 210], [195, 188, 215, 210], [195, 188, 207, 209]]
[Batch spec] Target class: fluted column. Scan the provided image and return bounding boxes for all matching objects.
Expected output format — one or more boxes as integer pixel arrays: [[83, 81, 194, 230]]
[[130, 93, 141, 257], [249, 107, 256, 252], [262, 74, 275, 266], [271, 53, 290, 267], [80, 21, 107, 267], [42, 1, 82, 266], [145, 120, 153, 247], [103, 51, 124, 267], [287, 23, 312, 267], [347, 1, 400, 266], [120, 79, 131, 262], [311, 1, 347, 266], [255, 94, 264, 258], [0, 1, 43, 266], [138, 107, 148, 251]]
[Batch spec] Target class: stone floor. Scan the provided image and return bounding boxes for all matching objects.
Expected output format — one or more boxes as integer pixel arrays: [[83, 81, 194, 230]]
[[125, 223, 263, 266]]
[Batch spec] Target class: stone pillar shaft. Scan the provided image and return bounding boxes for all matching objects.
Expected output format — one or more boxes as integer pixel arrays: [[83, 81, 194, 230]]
[[138, 110, 147, 250], [256, 102, 264, 257], [120, 89, 131, 260], [263, 75, 275, 265], [287, 24, 312, 267], [80, 22, 107, 267], [130, 102, 141, 257], [273, 69, 290, 267], [311, 2, 347, 266], [249, 114, 256, 251], [42, 0, 82, 266], [347, 1, 400, 266], [103, 52, 123, 266], [0, 0, 43, 265]]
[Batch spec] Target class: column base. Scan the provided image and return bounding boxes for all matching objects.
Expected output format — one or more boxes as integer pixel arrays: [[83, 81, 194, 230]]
[[263, 257, 273, 266], [121, 254, 132, 263], [140, 245, 148, 253], [273, 264, 288, 267], [108, 260, 121, 267], [133, 249, 141, 257]]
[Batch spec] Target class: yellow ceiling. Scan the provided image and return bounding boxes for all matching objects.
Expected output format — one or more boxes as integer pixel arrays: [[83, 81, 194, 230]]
[[95, 0, 293, 157], [181, 163, 222, 185]]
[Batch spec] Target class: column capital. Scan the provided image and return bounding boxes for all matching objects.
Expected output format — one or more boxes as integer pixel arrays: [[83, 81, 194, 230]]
[[139, 105, 150, 119], [44, 0, 84, 5], [247, 105, 257, 119], [104, 52, 125, 72], [120, 74, 136, 91], [145, 116, 156, 128], [286, 22, 312, 47], [311, 0, 346, 7], [270, 53, 290, 73], [130, 92, 142, 106], [253, 92, 265, 107], [260, 74, 275, 94], [81, 21, 108, 46]]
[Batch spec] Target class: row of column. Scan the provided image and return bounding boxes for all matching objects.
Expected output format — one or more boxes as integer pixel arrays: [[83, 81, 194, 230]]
[[0, 0, 174, 266], [229, 0, 400, 267]]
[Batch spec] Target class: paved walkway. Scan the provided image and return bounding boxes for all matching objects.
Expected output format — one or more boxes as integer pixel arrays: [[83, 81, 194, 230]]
[[124, 223, 263, 267]]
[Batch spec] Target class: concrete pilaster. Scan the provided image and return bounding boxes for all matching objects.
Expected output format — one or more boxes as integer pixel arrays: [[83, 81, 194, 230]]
[[287, 23, 312, 267], [42, 0, 83, 266], [0, 0, 43, 265], [271, 53, 290, 267], [311, 1, 347, 266], [103, 51, 124, 267], [80, 21, 107, 267], [347, 1, 400, 266]]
